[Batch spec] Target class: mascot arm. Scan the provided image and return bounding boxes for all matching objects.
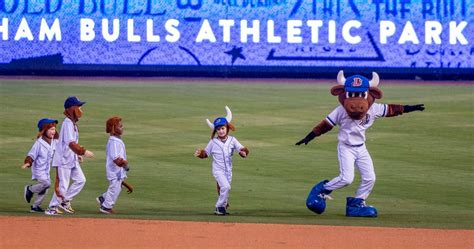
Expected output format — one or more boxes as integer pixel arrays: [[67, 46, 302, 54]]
[[312, 119, 334, 136], [386, 104, 425, 117], [296, 120, 333, 145]]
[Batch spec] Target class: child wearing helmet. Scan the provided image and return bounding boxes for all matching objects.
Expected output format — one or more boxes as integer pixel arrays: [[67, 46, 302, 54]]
[[22, 118, 59, 213], [45, 96, 95, 215], [194, 106, 249, 215]]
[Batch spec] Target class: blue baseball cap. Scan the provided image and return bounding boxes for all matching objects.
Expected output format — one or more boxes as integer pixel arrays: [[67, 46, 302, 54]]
[[344, 75, 370, 93], [64, 96, 86, 109], [213, 117, 228, 128], [37, 118, 58, 131]]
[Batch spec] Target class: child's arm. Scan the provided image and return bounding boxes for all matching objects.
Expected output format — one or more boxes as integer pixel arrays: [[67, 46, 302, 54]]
[[64, 121, 94, 158], [194, 149, 208, 158], [233, 138, 249, 158], [69, 142, 94, 158], [22, 156, 33, 169], [22, 141, 39, 169], [122, 181, 134, 194], [239, 147, 249, 158], [113, 157, 129, 171], [195, 140, 213, 159]]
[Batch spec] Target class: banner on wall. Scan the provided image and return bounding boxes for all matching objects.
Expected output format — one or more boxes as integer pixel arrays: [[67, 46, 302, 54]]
[[0, 0, 472, 73]]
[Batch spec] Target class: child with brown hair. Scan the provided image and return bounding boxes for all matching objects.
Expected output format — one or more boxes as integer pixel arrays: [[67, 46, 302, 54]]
[[96, 116, 133, 214], [22, 118, 59, 213]]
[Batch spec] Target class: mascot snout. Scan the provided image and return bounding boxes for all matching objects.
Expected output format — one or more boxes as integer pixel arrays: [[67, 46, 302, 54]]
[[344, 98, 369, 120]]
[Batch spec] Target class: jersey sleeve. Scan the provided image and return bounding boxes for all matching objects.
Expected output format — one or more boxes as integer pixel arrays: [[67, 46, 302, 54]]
[[109, 140, 124, 161], [63, 121, 76, 145], [232, 137, 244, 152], [27, 141, 40, 160], [372, 103, 388, 119], [204, 140, 213, 156], [325, 106, 343, 126]]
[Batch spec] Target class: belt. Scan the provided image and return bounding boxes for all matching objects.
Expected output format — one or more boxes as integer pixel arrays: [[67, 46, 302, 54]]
[[344, 143, 364, 147]]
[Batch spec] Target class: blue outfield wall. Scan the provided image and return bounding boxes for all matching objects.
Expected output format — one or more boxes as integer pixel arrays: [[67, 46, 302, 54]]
[[0, 0, 472, 79]]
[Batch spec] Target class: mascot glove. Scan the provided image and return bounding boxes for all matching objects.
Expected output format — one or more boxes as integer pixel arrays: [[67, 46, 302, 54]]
[[403, 104, 425, 113], [296, 131, 317, 145]]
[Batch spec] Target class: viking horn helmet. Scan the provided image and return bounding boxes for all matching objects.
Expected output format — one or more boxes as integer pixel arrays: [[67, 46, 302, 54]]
[[206, 106, 232, 130]]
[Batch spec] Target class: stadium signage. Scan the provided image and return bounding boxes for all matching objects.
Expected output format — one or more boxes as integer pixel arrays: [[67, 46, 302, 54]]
[[0, 0, 471, 71], [1, 18, 468, 46]]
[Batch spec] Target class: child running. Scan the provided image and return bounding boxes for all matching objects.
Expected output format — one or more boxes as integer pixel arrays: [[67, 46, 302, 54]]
[[194, 106, 249, 215], [45, 96, 94, 215], [22, 118, 59, 213]]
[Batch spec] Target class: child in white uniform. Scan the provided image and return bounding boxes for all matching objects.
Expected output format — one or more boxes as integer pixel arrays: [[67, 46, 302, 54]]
[[22, 118, 59, 213], [96, 116, 133, 214], [195, 106, 249, 215], [45, 96, 95, 215]]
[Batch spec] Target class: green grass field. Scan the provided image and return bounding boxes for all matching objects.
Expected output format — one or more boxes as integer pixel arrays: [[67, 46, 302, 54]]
[[0, 79, 472, 229]]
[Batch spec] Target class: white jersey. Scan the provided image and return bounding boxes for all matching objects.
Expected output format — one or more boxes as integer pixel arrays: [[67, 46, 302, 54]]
[[27, 138, 57, 180], [326, 103, 387, 146], [204, 136, 244, 174], [106, 136, 127, 181], [53, 117, 79, 168]]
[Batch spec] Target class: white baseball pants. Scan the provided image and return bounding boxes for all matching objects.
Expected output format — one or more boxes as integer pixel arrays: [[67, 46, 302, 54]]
[[30, 178, 51, 208], [101, 179, 123, 209], [324, 143, 376, 200], [49, 166, 86, 207], [213, 172, 232, 208]]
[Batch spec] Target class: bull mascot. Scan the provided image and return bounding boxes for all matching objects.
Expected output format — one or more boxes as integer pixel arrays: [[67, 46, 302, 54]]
[[296, 71, 425, 217]]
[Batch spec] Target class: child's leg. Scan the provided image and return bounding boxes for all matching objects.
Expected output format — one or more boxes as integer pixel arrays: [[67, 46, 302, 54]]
[[102, 179, 122, 209], [214, 173, 231, 208], [324, 143, 356, 191], [31, 179, 51, 207], [354, 147, 376, 200], [49, 167, 72, 208], [214, 174, 230, 207], [64, 165, 86, 202]]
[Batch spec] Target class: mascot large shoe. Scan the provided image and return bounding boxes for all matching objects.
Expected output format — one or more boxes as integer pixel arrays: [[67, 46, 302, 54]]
[[346, 197, 377, 217], [306, 180, 333, 214]]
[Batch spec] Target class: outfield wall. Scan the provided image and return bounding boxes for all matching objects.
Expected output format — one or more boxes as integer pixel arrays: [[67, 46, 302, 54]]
[[0, 0, 472, 79]]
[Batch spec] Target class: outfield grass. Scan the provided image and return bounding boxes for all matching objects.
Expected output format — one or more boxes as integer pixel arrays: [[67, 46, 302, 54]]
[[0, 78, 472, 229]]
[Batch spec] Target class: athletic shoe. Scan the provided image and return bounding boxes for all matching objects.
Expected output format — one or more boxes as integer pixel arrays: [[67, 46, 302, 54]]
[[59, 201, 75, 214], [55, 207, 64, 214], [96, 196, 105, 206], [44, 207, 60, 216], [214, 207, 227, 216], [99, 206, 114, 214], [24, 185, 33, 203], [30, 206, 44, 213]]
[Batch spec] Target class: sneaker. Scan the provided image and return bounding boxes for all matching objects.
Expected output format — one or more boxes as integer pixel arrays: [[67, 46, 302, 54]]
[[214, 207, 227, 216], [44, 207, 60, 216], [24, 185, 33, 203], [30, 206, 45, 213], [99, 206, 114, 214], [59, 201, 75, 214], [96, 196, 105, 206], [55, 207, 64, 214]]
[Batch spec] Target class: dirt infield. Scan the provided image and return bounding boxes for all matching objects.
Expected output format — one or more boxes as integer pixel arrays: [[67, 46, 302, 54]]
[[1, 216, 472, 249]]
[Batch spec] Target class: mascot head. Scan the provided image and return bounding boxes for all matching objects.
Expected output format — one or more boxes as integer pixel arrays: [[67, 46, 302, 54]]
[[106, 116, 123, 136], [331, 70, 384, 120]]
